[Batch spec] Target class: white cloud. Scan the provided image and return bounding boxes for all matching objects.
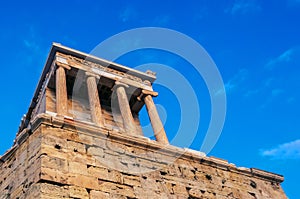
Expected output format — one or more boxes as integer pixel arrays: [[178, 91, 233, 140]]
[[225, 0, 262, 15], [18, 25, 49, 75], [266, 49, 294, 69], [261, 139, 300, 160], [23, 39, 40, 52], [23, 26, 40, 51], [23, 25, 41, 53], [244, 78, 273, 97], [215, 68, 248, 96], [22, 25, 45, 65]]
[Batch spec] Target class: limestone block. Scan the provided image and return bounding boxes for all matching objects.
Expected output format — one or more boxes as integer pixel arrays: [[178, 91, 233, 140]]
[[41, 144, 68, 160], [68, 174, 99, 190], [69, 186, 89, 198], [172, 183, 188, 197], [98, 180, 136, 198], [92, 137, 108, 149], [42, 126, 77, 141], [187, 188, 203, 198], [87, 146, 104, 157], [88, 165, 109, 179], [108, 170, 123, 184], [69, 161, 88, 175], [140, 177, 162, 192], [105, 140, 126, 154], [42, 134, 68, 150], [16, 144, 28, 167], [26, 158, 42, 183], [78, 133, 97, 145], [109, 193, 127, 199], [40, 167, 69, 185], [41, 155, 68, 172], [122, 174, 141, 187], [39, 183, 69, 198], [134, 186, 171, 199], [167, 164, 181, 177], [96, 152, 124, 171], [90, 190, 109, 199], [70, 151, 96, 166], [10, 184, 23, 199], [67, 140, 86, 154], [20, 183, 40, 199]]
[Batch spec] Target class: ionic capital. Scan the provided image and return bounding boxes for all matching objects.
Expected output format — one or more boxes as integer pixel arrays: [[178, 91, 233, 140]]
[[56, 61, 71, 70], [113, 81, 129, 90], [137, 89, 158, 101], [142, 89, 158, 97], [85, 71, 100, 79]]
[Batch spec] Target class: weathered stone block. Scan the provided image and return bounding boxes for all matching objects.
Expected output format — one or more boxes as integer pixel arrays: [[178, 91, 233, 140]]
[[98, 181, 136, 198], [41, 155, 68, 172], [40, 167, 69, 184], [67, 140, 86, 154], [68, 174, 99, 190], [87, 146, 104, 157], [90, 190, 109, 199], [122, 174, 141, 187], [69, 186, 89, 198], [69, 161, 88, 175]]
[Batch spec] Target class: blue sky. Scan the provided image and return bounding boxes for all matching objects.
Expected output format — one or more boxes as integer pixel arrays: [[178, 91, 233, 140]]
[[0, 0, 299, 198]]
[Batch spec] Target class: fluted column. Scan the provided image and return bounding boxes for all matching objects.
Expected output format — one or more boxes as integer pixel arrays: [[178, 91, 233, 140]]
[[86, 72, 104, 126], [115, 82, 137, 135], [56, 64, 69, 116], [143, 90, 169, 145]]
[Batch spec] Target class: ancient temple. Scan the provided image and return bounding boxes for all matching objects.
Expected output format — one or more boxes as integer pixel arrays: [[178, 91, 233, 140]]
[[0, 43, 287, 198]]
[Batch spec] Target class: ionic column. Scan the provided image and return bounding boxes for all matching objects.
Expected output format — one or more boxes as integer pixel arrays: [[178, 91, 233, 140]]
[[114, 82, 137, 135], [56, 64, 70, 116], [86, 72, 104, 127], [143, 90, 169, 145]]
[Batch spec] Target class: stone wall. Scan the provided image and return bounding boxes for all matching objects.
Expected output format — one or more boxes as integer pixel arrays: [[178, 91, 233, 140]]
[[0, 128, 41, 198], [0, 115, 287, 199]]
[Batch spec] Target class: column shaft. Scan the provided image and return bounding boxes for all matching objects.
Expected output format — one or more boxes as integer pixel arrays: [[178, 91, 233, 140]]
[[56, 66, 68, 116], [144, 95, 169, 145], [86, 75, 103, 126], [116, 85, 137, 135]]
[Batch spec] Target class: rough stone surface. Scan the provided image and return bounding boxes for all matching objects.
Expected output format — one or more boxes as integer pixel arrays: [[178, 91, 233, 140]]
[[0, 119, 288, 198]]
